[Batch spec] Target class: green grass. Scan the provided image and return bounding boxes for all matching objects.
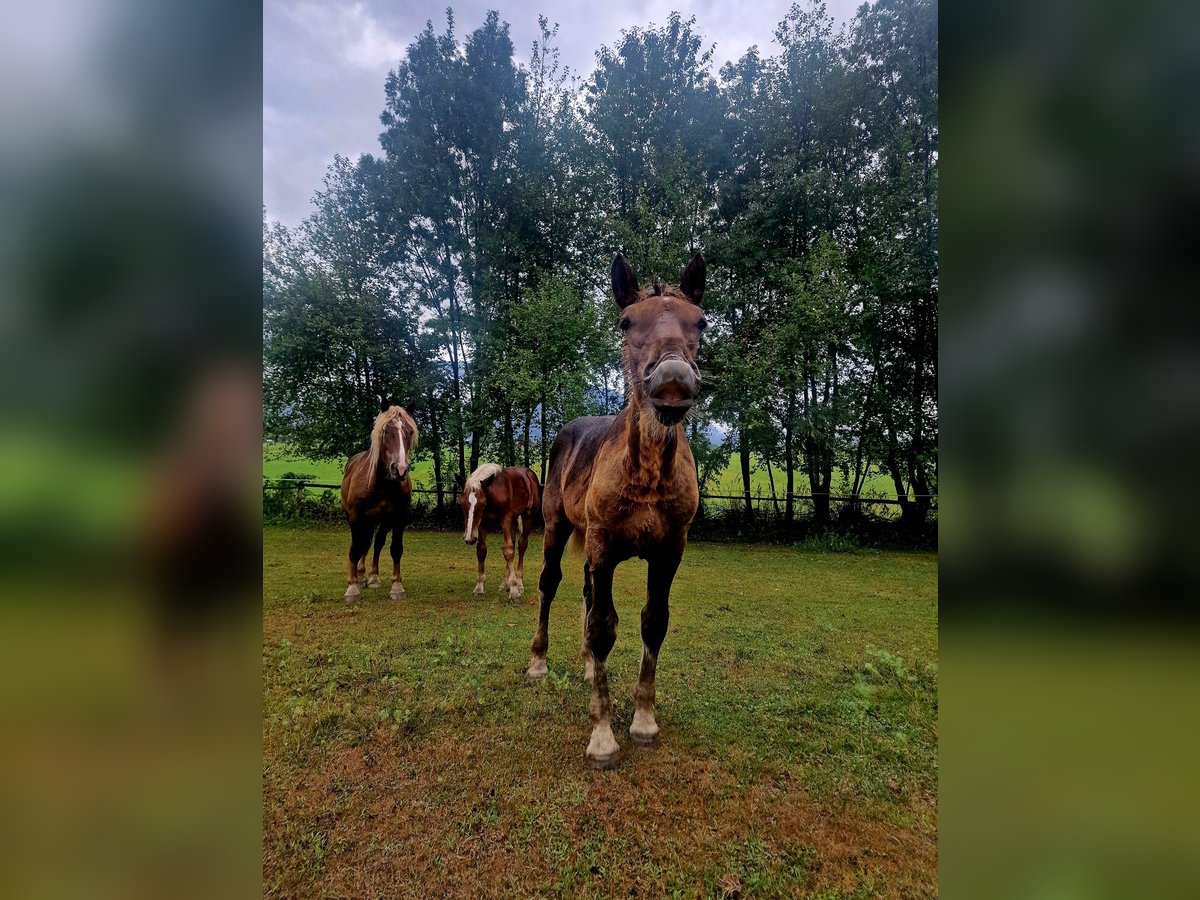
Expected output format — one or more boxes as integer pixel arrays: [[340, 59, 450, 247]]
[[264, 525, 938, 897]]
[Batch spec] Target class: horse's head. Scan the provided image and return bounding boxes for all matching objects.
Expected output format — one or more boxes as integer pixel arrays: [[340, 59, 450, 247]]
[[370, 406, 416, 484], [460, 484, 486, 544], [612, 252, 707, 426]]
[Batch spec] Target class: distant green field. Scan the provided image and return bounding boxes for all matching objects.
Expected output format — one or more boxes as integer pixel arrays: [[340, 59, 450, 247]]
[[264, 443, 905, 501], [263, 444, 436, 489]]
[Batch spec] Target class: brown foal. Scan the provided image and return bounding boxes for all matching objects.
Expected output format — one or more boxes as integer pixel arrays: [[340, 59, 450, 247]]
[[460, 464, 541, 601], [340, 406, 418, 602], [527, 252, 706, 769]]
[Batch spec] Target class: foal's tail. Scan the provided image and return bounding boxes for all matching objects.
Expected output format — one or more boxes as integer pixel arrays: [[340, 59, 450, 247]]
[[569, 528, 586, 557]]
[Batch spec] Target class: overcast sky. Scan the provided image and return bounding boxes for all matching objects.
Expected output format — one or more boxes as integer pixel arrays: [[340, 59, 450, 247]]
[[264, 1, 861, 228]]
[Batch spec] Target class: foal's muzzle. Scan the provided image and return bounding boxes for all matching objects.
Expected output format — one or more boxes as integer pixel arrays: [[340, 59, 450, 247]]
[[389, 462, 407, 480], [647, 356, 700, 423]]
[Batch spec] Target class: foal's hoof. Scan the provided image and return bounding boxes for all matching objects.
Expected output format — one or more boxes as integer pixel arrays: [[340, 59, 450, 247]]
[[630, 727, 660, 747], [526, 656, 548, 682], [507, 586, 523, 603], [344, 584, 362, 602], [630, 710, 659, 746], [389, 586, 406, 601], [473, 583, 485, 597], [367, 574, 381, 588], [586, 725, 621, 769], [588, 749, 621, 770]]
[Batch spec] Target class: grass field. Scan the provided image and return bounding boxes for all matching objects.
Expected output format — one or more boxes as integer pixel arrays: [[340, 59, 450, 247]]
[[264, 526, 938, 897]]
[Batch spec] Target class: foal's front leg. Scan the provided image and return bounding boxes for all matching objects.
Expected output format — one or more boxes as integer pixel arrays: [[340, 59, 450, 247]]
[[473, 530, 487, 596], [368, 525, 389, 588], [388, 522, 407, 600], [584, 556, 620, 769], [631, 549, 682, 746]]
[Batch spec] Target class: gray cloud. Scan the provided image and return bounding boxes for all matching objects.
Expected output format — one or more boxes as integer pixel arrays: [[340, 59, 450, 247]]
[[264, 0, 861, 228]]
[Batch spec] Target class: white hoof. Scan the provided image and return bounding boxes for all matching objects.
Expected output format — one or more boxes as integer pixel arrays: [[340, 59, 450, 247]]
[[526, 655, 548, 681], [473, 582, 485, 597], [630, 709, 660, 746], [389, 585, 406, 601], [344, 583, 361, 602], [586, 723, 621, 769], [508, 584, 523, 602], [367, 574, 381, 588]]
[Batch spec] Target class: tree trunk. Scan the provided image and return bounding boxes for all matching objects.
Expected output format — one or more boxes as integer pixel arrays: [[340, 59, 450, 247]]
[[428, 390, 444, 511], [539, 395, 548, 485], [784, 389, 796, 526], [522, 404, 532, 468], [503, 403, 515, 466], [739, 417, 752, 515]]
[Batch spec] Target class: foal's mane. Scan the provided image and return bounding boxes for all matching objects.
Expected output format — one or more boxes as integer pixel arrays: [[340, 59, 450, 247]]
[[466, 462, 504, 493], [365, 406, 418, 491]]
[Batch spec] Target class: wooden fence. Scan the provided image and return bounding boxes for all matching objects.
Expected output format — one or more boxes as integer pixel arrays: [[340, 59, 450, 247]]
[[264, 477, 936, 516]]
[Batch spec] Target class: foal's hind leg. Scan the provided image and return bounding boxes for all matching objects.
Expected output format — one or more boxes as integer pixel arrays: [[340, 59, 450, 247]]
[[581, 563, 595, 683], [630, 548, 682, 746], [527, 516, 571, 681], [514, 514, 533, 599], [368, 525, 389, 588]]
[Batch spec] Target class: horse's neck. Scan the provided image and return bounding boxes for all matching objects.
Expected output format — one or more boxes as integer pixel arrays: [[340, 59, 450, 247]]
[[621, 399, 679, 485]]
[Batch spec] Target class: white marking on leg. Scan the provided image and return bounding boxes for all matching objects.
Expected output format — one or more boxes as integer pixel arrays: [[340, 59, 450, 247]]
[[630, 643, 660, 745], [526, 655, 548, 680], [587, 719, 619, 762]]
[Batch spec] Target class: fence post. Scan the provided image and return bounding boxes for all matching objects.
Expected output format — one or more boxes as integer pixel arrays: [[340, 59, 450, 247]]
[[295, 480, 305, 519]]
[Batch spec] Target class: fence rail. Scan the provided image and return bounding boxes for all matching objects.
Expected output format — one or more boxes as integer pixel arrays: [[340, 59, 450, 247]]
[[263, 477, 936, 508]]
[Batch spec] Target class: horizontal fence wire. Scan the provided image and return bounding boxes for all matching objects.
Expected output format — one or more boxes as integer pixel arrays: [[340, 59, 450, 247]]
[[264, 477, 936, 508]]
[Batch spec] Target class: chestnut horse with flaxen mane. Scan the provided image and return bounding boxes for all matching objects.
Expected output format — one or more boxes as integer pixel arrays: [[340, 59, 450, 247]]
[[340, 405, 418, 602], [460, 463, 540, 601], [526, 252, 707, 769]]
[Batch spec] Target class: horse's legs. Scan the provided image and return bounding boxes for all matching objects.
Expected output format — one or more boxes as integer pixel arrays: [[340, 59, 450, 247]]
[[357, 526, 370, 585], [581, 562, 595, 682], [345, 519, 374, 601], [388, 520, 407, 600], [630, 549, 682, 746], [368, 524, 389, 588], [501, 517, 519, 601], [498, 518, 512, 592], [527, 515, 571, 681], [515, 514, 533, 598], [584, 556, 620, 769], [473, 529, 487, 596]]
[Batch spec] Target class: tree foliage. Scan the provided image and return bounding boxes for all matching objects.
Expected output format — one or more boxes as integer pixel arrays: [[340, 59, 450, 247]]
[[263, 0, 938, 519]]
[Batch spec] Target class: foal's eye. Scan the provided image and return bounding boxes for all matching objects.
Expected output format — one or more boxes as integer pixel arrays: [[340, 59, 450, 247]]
[[697, 318, 708, 331], [619, 317, 632, 331]]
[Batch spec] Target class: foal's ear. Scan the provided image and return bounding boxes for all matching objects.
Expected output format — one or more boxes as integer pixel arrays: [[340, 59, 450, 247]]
[[680, 252, 706, 305], [611, 253, 641, 309]]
